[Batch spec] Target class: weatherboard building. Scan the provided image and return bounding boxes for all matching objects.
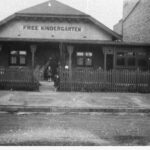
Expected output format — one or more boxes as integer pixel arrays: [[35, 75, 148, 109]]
[[0, 0, 150, 92]]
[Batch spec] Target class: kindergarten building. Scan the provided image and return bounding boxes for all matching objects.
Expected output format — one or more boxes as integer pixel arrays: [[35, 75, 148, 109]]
[[0, 0, 150, 92]]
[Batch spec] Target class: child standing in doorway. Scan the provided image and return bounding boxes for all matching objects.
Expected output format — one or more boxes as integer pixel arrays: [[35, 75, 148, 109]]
[[47, 66, 52, 82]]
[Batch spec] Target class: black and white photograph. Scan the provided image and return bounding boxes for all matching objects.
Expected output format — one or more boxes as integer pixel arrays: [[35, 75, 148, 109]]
[[0, 0, 150, 147]]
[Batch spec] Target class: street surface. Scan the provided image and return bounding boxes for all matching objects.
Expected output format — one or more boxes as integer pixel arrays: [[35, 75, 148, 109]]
[[0, 112, 150, 146]]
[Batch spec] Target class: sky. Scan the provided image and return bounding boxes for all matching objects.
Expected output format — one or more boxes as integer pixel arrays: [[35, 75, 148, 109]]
[[0, 0, 123, 29]]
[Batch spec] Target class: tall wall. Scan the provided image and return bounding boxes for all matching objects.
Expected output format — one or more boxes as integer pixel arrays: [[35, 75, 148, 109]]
[[123, 0, 150, 43], [123, 0, 139, 19], [114, 0, 150, 43], [113, 19, 123, 35]]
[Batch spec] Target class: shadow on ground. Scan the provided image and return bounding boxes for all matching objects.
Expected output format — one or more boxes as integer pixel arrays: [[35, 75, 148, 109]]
[[113, 135, 149, 146]]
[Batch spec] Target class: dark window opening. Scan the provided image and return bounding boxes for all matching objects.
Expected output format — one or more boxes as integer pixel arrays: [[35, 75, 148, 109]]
[[117, 57, 125, 66], [138, 59, 147, 67], [116, 51, 148, 70], [127, 57, 136, 66], [116, 52, 125, 67]]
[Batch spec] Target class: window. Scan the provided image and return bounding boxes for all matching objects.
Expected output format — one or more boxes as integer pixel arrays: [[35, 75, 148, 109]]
[[116, 51, 136, 67], [10, 50, 27, 66], [137, 52, 146, 57], [138, 59, 147, 67], [127, 57, 136, 66], [137, 52, 148, 70], [116, 52, 125, 66], [76, 52, 93, 67], [116, 51, 148, 70], [127, 52, 136, 67], [10, 51, 17, 65]]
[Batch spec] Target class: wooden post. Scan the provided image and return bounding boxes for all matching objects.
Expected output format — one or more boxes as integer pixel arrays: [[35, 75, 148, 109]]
[[30, 45, 37, 68], [0, 45, 2, 52], [67, 45, 74, 90], [59, 43, 63, 67], [113, 47, 116, 70], [102, 47, 107, 71], [104, 52, 107, 71]]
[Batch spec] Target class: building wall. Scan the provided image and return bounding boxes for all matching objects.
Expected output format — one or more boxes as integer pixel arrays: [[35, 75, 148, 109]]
[[0, 19, 113, 41], [113, 19, 123, 35], [123, 0, 150, 43], [114, 0, 150, 43], [123, 0, 140, 19]]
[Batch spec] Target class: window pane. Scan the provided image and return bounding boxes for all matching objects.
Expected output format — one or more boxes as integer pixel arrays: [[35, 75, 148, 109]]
[[11, 56, 17, 64], [138, 52, 146, 56], [20, 56, 26, 65], [117, 58, 125, 66], [10, 51, 17, 55], [127, 52, 136, 56], [117, 52, 125, 57], [19, 51, 27, 55], [85, 52, 93, 57], [77, 57, 84, 66], [85, 58, 92, 66], [77, 52, 84, 56], [127, 58, 136, 66]]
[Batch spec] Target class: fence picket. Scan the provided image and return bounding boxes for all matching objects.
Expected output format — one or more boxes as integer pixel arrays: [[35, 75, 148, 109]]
[[0, 68, 39, 91], [59, 68, 150, 93]]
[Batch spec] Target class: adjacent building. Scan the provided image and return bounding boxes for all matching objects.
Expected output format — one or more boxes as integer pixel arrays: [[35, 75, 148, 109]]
[[114, 0, 150, 43]]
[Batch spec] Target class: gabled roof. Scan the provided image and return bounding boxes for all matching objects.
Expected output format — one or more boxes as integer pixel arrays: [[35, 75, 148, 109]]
[[0, 0, 122, 40], [17, 0, 88, 17]]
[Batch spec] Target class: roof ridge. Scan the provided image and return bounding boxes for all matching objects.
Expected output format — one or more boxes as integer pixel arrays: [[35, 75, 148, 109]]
[[17, 0, 88, 16]]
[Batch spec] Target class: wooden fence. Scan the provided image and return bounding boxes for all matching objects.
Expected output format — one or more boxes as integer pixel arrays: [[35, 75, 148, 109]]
[[0, 67, 39, 91], [59, 68, 150, 93]]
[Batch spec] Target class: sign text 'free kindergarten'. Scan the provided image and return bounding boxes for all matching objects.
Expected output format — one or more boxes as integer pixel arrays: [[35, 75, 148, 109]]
[[23, 25, 82, 32]]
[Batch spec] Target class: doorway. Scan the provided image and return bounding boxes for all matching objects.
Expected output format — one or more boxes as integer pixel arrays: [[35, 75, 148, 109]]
[[106, 54, 114, 70], [44, 54, 59, 81]]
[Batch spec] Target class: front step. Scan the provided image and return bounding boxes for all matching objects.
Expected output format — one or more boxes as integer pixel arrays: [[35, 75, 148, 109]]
[[39, 81, 56, 92]]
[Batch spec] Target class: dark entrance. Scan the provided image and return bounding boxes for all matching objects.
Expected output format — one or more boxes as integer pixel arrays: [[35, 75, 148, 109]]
[[44, 54, 59, 81], [106, 54, 114, 70], [33, 42, 60, 81]]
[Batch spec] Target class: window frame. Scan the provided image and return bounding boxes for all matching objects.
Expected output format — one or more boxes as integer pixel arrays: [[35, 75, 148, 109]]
[[115, 50, 148, 70], [76, 51, 93, 67], [126, 51, 136, 67], [137, 52, 148, 70], [116, 52, 126, 67], [9, 50, 27, 66]]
